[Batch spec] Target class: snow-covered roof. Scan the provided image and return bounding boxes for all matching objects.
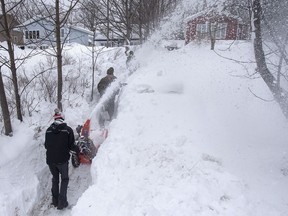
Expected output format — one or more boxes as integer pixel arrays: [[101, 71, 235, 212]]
[[185, 9, 242, 23], [19, 15, 52, 27], [184, 0, 242, 23], [69, 25, 93, 35], [19, 16, 94, 36]]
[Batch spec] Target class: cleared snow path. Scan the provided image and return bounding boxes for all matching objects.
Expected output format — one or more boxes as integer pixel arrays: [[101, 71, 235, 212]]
[[29, 163, 91, 216], [29, 85, 124, 215], [0, 137, 89, 216]]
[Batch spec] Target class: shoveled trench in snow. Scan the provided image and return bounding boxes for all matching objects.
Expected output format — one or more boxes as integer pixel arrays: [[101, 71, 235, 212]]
[[29, 164, 91, 216], [28, 66, 131, 216]]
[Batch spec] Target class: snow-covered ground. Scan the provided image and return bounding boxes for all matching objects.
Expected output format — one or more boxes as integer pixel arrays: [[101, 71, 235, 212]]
[[1, 38, 288, 216]]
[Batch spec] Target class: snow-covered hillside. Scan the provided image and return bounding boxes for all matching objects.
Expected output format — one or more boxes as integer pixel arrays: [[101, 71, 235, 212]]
[[0, 39, 288, 216], [71, 41, 288, 216]]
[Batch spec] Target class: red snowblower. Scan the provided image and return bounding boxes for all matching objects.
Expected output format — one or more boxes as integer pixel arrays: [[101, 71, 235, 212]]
[[71, 119, 108, 167]]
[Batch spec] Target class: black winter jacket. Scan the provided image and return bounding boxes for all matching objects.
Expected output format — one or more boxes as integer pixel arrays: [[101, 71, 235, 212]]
[[44, 121, 78, 165], [97, 74, 117, 96]]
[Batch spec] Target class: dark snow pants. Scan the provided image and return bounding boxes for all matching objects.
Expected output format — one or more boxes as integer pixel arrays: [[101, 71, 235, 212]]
[[48, 161, 69, 206], [105, 98, 115, 119]]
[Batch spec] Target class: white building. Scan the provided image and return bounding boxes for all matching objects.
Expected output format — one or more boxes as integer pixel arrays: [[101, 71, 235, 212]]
[[20, 16, 93, 49]]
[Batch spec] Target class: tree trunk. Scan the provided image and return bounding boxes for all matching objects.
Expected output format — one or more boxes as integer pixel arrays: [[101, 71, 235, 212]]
[[1, 0, 23, 121], [55, 0, 63, 111], [209, 22, 217, 50], [0, 69, 13, 136], [106, 0, 110, 47], [91, 29, 96, 101], [253, 0, 288, 119], [277, 53, 284, 87]]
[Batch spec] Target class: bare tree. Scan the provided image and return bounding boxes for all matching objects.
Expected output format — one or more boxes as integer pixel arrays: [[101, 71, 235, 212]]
[[78, 0, 104, 101], [0, 0, 24, 121], [260, 0, 288, 88], [0, 65, 12, 136], [0, 0, 58, 125], [77, 0, 179, 45], [252, 0, 288, 119], [209, 21, 217, 50], [55, 0, 63, 110], [54, 0, 80, 110], [137, 0, 179, 40], [22, 0, 80, 111], [100, 0, 140, 45]]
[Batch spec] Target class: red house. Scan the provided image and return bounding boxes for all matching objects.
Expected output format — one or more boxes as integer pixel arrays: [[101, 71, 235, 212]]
[[185, 11, 249, 44]]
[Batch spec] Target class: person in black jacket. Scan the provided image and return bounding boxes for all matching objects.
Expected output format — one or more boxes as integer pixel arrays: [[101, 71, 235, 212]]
[[97, 67, 117, 97], [97, 67, 117, 120], [44, 108, 79, 210]]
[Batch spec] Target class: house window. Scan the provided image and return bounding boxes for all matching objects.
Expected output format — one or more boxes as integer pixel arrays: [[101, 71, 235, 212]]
[[196, 23, 209, 39], [32, 31, 36, 39], [196, 22, 227, 40], [216, 23, 227, 39], [196, 23, 208, 34], [237, 25, 247, 40], [25, 30, 40, 39]]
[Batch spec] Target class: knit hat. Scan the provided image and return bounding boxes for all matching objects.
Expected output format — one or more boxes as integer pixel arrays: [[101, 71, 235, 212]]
[[53, 108, 64, 120], [107, 67, 114, 75]]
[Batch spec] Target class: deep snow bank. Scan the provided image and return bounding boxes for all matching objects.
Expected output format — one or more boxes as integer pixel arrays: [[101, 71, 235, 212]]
[[72, 41, 288, 216]]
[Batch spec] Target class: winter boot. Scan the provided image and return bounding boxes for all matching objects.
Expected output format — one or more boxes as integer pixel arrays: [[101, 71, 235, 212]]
[[57, 200, 68, 210], [51, 197, 58, 207]]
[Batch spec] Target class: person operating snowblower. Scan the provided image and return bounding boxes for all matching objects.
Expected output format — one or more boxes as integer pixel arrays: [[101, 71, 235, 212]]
[[97, 67, 117, 121]]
